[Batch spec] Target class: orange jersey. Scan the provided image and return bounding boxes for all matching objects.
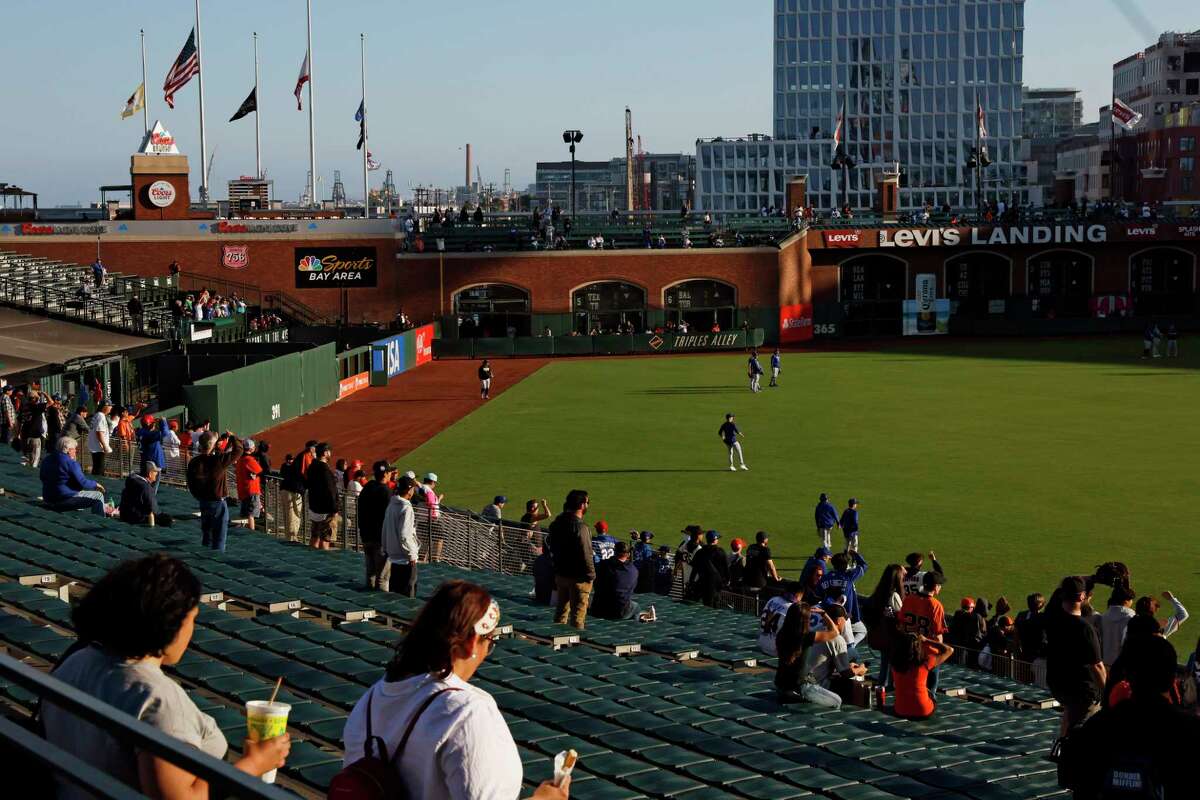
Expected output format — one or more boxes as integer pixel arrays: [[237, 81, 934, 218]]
[[899, 593, 948, 638]]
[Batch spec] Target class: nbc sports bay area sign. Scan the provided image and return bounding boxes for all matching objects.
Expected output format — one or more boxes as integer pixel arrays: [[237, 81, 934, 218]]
[[294, 247, 378, 288]]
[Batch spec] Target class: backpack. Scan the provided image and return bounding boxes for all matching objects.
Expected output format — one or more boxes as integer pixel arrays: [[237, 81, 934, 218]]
[[328, 686, 459, 800]]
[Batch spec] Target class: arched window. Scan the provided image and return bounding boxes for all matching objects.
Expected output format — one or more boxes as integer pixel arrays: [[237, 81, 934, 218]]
[[453, 283, 531, 338], [1027, 250, 1093, 318], [1129, 248, 1196, 316], [839, 254, 907, 336], [664, 279, 738, 332], [571, 282, 647, 334], [945, 252, 1011, 317]]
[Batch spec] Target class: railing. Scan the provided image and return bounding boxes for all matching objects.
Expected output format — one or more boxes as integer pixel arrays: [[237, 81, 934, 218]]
[[0, 273, 176, 340], [178, 270, 263, 308], [263, 291, 328, 326], [0, 655, 290, 799]]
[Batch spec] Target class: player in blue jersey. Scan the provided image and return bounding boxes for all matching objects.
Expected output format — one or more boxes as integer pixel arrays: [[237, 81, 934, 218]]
[[719, 413, 748, 471], [591, 520, 617, 563], [747, 349, 764, 393], [769, 348, 782, 387]]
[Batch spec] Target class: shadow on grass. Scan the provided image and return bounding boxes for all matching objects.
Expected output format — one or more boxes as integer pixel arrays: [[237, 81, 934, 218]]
[[637, 386, 748, 395], [545, 468, 731, 474]]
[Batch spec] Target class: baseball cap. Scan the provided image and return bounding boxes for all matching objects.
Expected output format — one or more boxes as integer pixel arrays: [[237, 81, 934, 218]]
[[242, 438, 255, 451], [595, 520, 609, 533], [305, 440, 318, 449], [373, 461, 389, 479], [731, 537, 745, 550], [848, 497, 858, 505], [960, 597, 975, 611], [424, 472, 438, 482], [142, 414, 155, 427], [819, 492, 828, 501], [825, 605, 847, 622], [403, 470, 416, 479], [640, 531, 654, 541], [1060, 576, 1087, 597], [167, 419, 179, 430], [705, 530, 721, 543], [815, 546, 832, 557], [494, 495, 507, 504], [315, 443, 331, 458], [681, 524, 702, 536]]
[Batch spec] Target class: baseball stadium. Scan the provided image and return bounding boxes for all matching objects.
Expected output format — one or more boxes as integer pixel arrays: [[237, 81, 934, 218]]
[[4, 1, 1200, 799]]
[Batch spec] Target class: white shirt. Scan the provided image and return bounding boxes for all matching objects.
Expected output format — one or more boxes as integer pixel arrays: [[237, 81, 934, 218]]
[[758, 595, 794, 657], [342, 673, 522, 800], [162, 428, 181, 458], [86, 412, 112, 454]]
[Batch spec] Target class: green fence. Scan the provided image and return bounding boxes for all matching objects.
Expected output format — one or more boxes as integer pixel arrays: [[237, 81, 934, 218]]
[[182, 342, 338, 435], [432, 329, 766, 359]]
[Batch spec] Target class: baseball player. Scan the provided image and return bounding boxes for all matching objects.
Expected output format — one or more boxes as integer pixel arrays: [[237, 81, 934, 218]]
[[719, 413, 749, 471], [747, 349, 764, 393], [478, 359, 493, 399], [769, 348, 782, 387]]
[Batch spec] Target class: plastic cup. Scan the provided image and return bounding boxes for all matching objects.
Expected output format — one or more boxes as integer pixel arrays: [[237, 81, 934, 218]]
[[245, 700, 290, 783]]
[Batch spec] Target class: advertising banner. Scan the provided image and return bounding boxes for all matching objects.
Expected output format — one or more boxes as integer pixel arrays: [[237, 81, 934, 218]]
[[294, 246, 377, 288], [370, 334, 407, 379], [779, 303, 814, 343], [221, 245, 249, 270], [338, 372, 369, 399], [903, 299, 950, 335], [413, 324, 434, 366], [822, 230, 866, 248]]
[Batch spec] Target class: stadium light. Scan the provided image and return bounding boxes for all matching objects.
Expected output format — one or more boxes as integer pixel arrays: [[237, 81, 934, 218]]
[[562, 130, 584, 223]]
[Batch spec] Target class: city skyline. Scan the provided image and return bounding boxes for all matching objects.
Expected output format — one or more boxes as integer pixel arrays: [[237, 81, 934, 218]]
[[1, 0, 1196, 206]]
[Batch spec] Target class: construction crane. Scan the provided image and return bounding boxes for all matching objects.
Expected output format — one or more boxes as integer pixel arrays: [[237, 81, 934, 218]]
[[331, 170, 347, 208], [625, 107, 634, 213]]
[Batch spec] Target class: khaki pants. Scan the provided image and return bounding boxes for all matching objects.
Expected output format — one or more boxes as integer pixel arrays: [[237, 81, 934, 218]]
[[553, 576, 593, 630], [282, 491, 303, 540]]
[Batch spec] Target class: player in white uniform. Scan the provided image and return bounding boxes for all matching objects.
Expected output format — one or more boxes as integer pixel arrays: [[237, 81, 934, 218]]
[[769, 348, 782, 387], [747, 350, 764, 393], [478, 359, 493, 399]]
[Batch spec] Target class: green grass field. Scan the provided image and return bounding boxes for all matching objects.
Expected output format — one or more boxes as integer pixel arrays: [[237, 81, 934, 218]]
[[402, 338, 1200, 607]]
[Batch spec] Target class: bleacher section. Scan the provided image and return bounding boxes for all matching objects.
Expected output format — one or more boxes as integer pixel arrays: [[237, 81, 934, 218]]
[[0, 447, 1066, 799]]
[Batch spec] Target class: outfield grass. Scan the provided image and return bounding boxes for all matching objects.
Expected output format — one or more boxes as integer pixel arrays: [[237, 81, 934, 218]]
[[402, 338, 1200, 607]]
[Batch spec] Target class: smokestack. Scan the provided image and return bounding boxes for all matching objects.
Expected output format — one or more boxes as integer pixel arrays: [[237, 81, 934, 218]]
[[465, 144, 472, 190]]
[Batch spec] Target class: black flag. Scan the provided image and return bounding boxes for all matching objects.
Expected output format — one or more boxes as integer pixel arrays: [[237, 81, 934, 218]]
[[229, 87, 257, 122]]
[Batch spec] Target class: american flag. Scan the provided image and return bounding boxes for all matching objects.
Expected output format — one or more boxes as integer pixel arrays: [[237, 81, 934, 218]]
[[163, 29, 200, 109], [832, 98, 845, 151]]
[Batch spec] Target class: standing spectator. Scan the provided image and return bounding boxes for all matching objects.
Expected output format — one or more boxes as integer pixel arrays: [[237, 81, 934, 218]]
[[819, 551, 870, 646], [687, 530, 730, 607], [548, 489, 595, 630], [631, 530, 655, 564], [481, 495, 506, 522], [675, 525, 703, 586], [87, 401, 114, 475], [727, 537, 746, 588], [40, 437, 108, 516], [1134, 592, 1189, 639], [235, 439, 263, 531], [91, 257, 106, 287], [948, 597, 986, 663], [127, 294, 144, 333], [531, 543, 555, 605], [280, 443, 313, 542], [119, 463, 163, 526], [865, 563, 906, 687], [186, 432, 242, 552], [418, 472, 445, 562], [652, 546, 674, 595], [520, 498, 551, 531], [136, 416, 165, 480], [113, 407, 136, 443], [1093, 586, 1136, 666], [899, 572, 948, 691], [1045, 576, 1106, 739], [63, 404, 89, 443], [743, 531, 781, 590], [591, 520, 617, 563], [902, 551, 945, 596], [814, 492, 839, 550], [382, 476, 420, 597], [592, 541, 641, 620], [19, 391, 48, 468], [252, 439, 271, 473], [305, 443, 339, 550], [1016, 592, 1048, 664], [44, 394, 66, 449], [839, 498, 860, 553], [891, 633, 955, 720], [0, 385, 16, 444], [357, 461, 394, 589], [162, 419, 181, 464]]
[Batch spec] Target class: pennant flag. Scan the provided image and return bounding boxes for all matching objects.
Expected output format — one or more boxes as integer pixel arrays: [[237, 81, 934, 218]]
[[163, 28, 200, 109], [366, 151, 380, 171], [121, 83, 145, 120], [294, 51, 310, 110], [1112, 97, 1144, 131], [976, 97, 991, 162], [832, 98, 845, 151], [355, 99, 366, 150], [229, 87, 257, 122]]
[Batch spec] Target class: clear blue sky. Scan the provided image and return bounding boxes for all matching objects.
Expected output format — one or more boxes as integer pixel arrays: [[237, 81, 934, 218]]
[[1, 0, 1195, 206]]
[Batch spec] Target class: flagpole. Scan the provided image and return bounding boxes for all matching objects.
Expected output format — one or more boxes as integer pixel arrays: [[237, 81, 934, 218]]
[[1109, 93, 1117, 203], [140, 29, 149, 134], [975, 88, 982, 215], [194, 0, 209, 205], [306, 0, 317, 207], [254, 32, 262, 180], [361, 34, 369, 220]]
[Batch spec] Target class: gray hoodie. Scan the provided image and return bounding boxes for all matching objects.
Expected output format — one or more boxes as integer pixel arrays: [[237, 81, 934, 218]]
[[1094, 605, 1134, 666], [381, 495, 418, 565]]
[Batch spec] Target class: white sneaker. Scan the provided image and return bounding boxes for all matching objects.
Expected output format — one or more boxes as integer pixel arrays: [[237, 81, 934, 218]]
[[740, 464, 749, 470], [729, 466, 737, 471]]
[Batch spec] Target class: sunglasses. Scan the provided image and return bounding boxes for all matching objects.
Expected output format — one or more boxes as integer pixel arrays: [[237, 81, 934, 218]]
[[481, 633, 500, 656]]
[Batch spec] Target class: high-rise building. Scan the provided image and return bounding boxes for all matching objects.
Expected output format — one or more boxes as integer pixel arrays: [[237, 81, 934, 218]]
[[534, 154, 695, 212], [696, 0, 1028, 213], [1113, 30, 1200, 132], [1023, 87, 1082, 205]]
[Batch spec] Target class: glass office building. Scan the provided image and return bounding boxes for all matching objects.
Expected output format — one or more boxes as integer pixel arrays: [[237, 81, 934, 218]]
[[696, 0, 1028, 212]]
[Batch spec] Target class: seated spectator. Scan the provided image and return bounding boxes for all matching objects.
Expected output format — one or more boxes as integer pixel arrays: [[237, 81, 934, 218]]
[[592, 541, 641, 620], [891, 632, 955, 720], [801, 562, 825, 605], [687, 530, 729, 607], [742, 531, 780, 590], [119, 463, 171, 526], [341, 581, 568, 800], [42, 555, 289, 796], [773, 600, 843, 708], [804, 605, 867, 695], [800, 547, 832, 588], [1065, 636, 1200, 798], [40, 437, 108, 516]]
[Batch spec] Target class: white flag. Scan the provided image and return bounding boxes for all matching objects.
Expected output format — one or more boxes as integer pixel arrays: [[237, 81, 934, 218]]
[[1111, 97, 1143, 131], [294, 50, 311, 111]]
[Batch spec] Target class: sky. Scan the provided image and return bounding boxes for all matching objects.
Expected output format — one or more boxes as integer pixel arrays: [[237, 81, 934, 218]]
[[1, 0, 1196, 206]]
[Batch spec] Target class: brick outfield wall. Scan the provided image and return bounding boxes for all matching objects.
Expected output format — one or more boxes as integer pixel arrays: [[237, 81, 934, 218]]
[[8, 238, 794, 324]]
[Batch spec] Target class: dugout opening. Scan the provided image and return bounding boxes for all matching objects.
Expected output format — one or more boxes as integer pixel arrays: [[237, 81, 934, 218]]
[[839, 254, 906, 337], [572, 281, 647, 334], [664, 279, 738, 332], [453, 283, 532, 337], [1027, 250, 1093, 318], [945, 252, 1012, 318], [1129, 248, 1196, 317]]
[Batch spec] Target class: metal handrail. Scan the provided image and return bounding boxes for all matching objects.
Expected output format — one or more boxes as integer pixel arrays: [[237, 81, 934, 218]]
[[0, 273, 176, 339]]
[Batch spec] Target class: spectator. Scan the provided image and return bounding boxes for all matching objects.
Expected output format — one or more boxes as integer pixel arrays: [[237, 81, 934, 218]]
[[687, 530, 730, 607], [805, 605, 868, 695], [948, 597, 986, 664], [591, 519, 617, 563], [418, 472, 446, 562], [43, 555, 289, 798], [163, 419, 181, 462], [87, 401, 114, 475], [0, 385, 16, 443], [675, 525, 703, 586], [235, 439, 263, 531], [774, 601, 845, 709], [1093, 585, 1136, 666], [91, 257, 106, 287], [114, 407, 136, 443], [520, 498, 551, 531], [127, 294, 144, 333], [632, 530, 655, 564], [743, 531, 781, 590], [983, 615, 1018, 668], [652, 546, 674, 595], [800, 547, 832, 589], [759, 583, 804, 657], [482, 495, 507, 522], [814, 492, 839, 550], [727, 537, 746, 588], [136, 416, 166, 480], [592, 541, 642, 620], [865, 563, 906, 687], [279, 443, 314, 542], [358, 461, 393, 589], [63, 404, 89, 442], [801, 562, 825, 605], [548, 489, 595, 630], [305, 443, 340, 550], [899, 571, 948, 691], [891, 633, 955, 720], [19, 390, 48, 468], [902, 551, 944, 596], [1135, 592, 1189, 639], [40, 437, 107, 516], [1016, 592, 1048, 664], [381, 476, 420, 597], [119, 463, 167, 526], [341, 581, 567, 800], [839, 498, 860, 553], [531, 544, 555, 605], [818, 551, 869, 646], [44, 394, 65, 448], [185, 431, 242, 552], [1065, 636, 1199, 798], [1045, 576, 1107, 739]]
